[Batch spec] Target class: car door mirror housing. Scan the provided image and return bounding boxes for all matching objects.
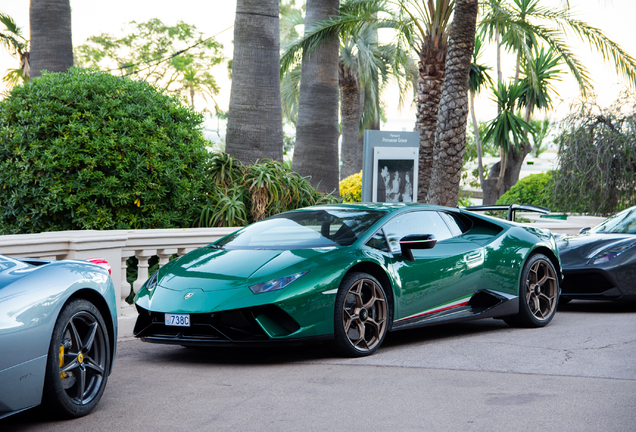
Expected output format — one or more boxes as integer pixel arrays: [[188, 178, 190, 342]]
[[579, 227, 591, 234], [399, 234, 437, 261]]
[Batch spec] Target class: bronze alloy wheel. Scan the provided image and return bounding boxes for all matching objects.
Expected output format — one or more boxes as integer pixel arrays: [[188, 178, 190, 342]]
[[524, 258, 558, 321], [505, 253, 559, 328], [339, 275, 388, 355]]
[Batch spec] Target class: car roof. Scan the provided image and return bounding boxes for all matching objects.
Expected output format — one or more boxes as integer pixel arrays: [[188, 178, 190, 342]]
[[299, 202, 457, 213]]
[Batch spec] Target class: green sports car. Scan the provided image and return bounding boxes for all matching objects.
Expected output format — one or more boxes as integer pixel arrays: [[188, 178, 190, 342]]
[[133, 203, 561, 357]]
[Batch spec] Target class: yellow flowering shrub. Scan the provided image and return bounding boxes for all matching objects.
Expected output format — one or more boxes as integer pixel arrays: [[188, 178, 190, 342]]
[[340, 171, 362, 203]]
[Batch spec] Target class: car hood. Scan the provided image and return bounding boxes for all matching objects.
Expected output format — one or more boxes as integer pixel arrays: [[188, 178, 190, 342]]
[[157, 246, 338, 292], [557, 233, 635, 266]]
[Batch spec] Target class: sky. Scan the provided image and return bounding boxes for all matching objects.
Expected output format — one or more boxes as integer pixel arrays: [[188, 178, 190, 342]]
[[2, 0, 636, 132]]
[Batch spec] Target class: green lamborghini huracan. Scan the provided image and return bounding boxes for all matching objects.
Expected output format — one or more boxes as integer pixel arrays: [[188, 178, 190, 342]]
[[134, 203, 561, 357]]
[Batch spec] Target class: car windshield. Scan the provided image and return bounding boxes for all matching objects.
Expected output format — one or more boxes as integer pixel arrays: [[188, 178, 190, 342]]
[[215, 209, 386, 250], [592, 207, 636, 234]]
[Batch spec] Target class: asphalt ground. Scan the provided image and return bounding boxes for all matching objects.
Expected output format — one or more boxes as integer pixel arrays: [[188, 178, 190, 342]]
[[3, 300, 635, 432]]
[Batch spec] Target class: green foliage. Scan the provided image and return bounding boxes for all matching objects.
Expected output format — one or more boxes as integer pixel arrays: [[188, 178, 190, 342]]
[[339, 171, 362, 203], [75, 18, 224, 109], [553, 96, 636, 215], [528, 119, 551, 158], [0, 68, 211, 235], [483, 81, 535, 153], [496, 172, 559, 211], [198, 153, 339, 227]]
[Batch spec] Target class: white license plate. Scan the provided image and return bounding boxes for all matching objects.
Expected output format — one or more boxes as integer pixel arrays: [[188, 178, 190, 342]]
[[165, 313, 190, 327]]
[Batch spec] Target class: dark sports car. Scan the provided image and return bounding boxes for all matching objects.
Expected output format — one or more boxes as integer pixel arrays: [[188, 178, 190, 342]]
[[558, 205, 636, 301], [0, 255, 117, 419], [134, 203, 562, 357]]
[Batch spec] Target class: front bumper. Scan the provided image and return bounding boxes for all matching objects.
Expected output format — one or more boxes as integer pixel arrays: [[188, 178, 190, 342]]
[[133, 304, 332, 347], [561, 268, 636, 301]]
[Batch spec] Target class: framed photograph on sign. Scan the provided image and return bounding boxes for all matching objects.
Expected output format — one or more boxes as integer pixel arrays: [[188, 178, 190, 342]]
[[372, 146, 419, 203]]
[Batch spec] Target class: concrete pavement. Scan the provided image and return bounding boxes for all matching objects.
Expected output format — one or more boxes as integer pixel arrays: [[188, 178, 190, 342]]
[[5, 300, 635, 431]]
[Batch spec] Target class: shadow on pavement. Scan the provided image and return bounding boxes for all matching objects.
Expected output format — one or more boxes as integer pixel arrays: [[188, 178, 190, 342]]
[[558, 299, 636, 313], [116, 318, 514, 366]]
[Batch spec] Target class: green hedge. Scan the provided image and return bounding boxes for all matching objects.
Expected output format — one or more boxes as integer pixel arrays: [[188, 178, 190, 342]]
[[0, 68, 338, 235], [0, 68, 209, 234], [497, 172, 561, 212]]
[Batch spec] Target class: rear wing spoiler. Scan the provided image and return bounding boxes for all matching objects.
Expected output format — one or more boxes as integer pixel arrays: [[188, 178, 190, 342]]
[[462, 204, 551, 221]]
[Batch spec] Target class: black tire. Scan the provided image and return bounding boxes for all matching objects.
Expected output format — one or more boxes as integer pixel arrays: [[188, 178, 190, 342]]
[[505, 254, 560, 328], [333, 272, 390, 357], [42, 299, 111, 419]]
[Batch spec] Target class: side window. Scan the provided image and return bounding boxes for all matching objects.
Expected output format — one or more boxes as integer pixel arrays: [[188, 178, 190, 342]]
[[383, 211, 453, 253], [366, 230, 389, 252], [439, 212, 464, 237]]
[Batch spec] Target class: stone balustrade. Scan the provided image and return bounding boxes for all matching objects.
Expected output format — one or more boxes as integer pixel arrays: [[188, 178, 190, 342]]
[[0, 227, 237, 308]]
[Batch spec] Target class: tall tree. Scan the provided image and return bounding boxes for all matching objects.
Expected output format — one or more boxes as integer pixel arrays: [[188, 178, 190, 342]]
[[76, 19, 224, 110], [339, 33, 416, 179], [281, 0, 454, 198], [478, 0, 636, 203], [29, 0, 73, 78], [427, 0, 478, 206], [292, 0, 341, 195], [226, 0, 284, 164], [280, 4, 416, 180]]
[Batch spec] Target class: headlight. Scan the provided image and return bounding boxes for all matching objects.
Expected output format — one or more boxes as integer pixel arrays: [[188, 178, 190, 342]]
[[145, 271, 159, 292], [587, 240, 636, 265], [249, 271, 308, 294]]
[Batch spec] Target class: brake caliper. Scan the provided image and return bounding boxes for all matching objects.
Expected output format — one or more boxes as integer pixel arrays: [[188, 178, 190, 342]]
[[59, 344, 66, 380]]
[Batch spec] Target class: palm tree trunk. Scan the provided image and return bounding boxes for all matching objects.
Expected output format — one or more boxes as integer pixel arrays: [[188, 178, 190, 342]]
[[356, 88, 366, 172], [468, 88, 484, 186], [339, 63, 362, 180], [29, 0, 73, 78], [427, 0, 479, 207], [226, 0, 284, 164], [292, 0, 340, 195], [415, 42, 447, 201]]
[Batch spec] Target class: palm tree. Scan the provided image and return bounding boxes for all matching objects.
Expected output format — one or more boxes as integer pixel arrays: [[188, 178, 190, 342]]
[[427, 0, 478, 206], [292, 0, 341, 195], [281, 4, 417, 181], [1, 13, 30, 89], [226, 0, 284, 164], [477, 0, 636, 203], [29, 0, 73, 78], [282, 0, 454, 199]]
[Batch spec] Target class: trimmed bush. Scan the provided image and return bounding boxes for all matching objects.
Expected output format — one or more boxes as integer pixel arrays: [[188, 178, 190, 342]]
[[339, 171, 362, 203], [497, 172, 560, 211], [0, 68, 210, 234]]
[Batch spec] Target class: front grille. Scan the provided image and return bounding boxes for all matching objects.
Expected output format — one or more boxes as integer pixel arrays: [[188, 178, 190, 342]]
[[134, 305, 300, 343]]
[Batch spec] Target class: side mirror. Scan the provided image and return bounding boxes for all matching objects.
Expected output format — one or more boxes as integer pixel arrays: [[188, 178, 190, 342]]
[[579, 227, 591, 234], [399, 234, 437, 261]]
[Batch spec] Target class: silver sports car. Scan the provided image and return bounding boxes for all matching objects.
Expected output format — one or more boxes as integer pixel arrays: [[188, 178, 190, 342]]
[[0, 255, 117, 419]]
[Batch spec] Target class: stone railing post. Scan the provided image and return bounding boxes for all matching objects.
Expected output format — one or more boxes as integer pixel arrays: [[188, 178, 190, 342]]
[[157, 248, 178, 267], [133, 250, 155, 294], [120, 255, 132, 302]]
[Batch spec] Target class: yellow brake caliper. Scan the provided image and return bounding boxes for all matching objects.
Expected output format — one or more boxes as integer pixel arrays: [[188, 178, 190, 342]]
[[59, 345, 66, 380]]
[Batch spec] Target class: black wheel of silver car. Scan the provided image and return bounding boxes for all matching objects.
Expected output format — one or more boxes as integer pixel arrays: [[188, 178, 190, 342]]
[[505, 254, 559, 328], [333, 273, 389, 357], [43, 299, 110, 418]]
